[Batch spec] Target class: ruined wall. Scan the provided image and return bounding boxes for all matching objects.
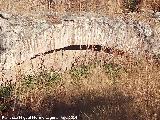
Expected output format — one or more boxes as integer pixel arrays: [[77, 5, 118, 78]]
[[0, 11, 160, 81]]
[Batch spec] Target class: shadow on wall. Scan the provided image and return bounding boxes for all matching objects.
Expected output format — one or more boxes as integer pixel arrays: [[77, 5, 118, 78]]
[[44, 45, 112, 54], [0, 47, 6, 54], [4, 89, 149, 120], [31, 45, 125, 60]]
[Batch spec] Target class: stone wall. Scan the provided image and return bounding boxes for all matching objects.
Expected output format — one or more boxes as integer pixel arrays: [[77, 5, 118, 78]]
[[0, 11, 160, 82]]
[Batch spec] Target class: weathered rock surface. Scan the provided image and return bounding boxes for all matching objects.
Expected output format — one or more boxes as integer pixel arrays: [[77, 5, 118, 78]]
[[0, 12, 160, 81]]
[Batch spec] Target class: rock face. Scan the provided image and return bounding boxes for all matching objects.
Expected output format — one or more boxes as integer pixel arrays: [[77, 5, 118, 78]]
[[0, 12, 160, 81]]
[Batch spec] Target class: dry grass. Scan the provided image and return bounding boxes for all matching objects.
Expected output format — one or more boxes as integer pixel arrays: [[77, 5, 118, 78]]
[[0, 0, 160, 119], [0, 54, 159, 119], [0, 0, 160, 16], [141, 0, 160, 11]]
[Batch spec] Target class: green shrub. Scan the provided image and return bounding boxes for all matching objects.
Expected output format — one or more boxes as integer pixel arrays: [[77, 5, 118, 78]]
[[0, 85, 13, 98], [0, 85, 13, 112], [103, 62, 124, 83], [123, 0, 141, 12], [48, 71, 61, 82], [21, 70, 61, 88], [21, 74, 37, 88], [70, 64, 90, 80]]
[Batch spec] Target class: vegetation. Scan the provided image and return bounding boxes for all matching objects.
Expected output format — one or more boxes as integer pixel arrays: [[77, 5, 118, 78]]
[[0, 0, 160, 119], [0, 84, 13, 114], [103, 62, 125, 85], [123, 0, 141, 12], [0, 55, 159, 119], [0, 0, 160, 15], [70, 64, 90, 80]]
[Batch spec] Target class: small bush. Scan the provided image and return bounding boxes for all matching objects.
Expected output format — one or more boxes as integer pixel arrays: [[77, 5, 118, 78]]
[[22, 74, 37, 87], [103, 62, 124, 83], [70, 64, 90, 80], [123, 0, 141, 12], [0, 85, 13, 112], [21, 70, 61, 86], [0, 85, 13, 99]]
